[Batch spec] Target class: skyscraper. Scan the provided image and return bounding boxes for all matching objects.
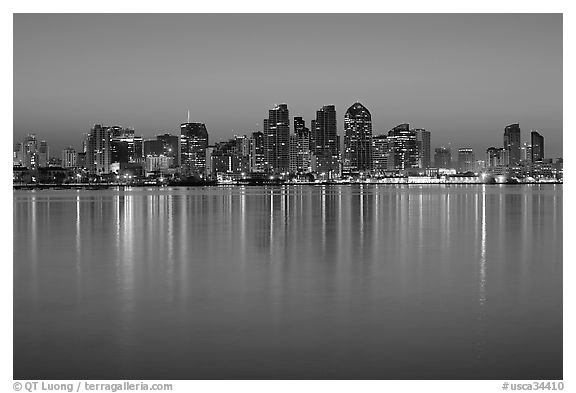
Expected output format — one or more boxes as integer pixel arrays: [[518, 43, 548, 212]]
[[387, 124, 418, 171], [21, 134, 38, 169], [87, 124, 111, 175], [263, 104, 290, 173], [457, 148, 475, 173], [289, 134, 299, 173], [486, 147, 508, 167], [38, 141, 49, 167], [310, 106, 338, 172], [504, 123, 521, 165], [293, 117, 311, 173], [156, 133, 179, 167], [343, 102, 372, 174], [180, 122, 209, 176], [434, 146, 452, 169], [251, 131, 265, 172], [61, 147, 77, 168], [521, 141, 532, 163], [13, 143, 23, 166], [143, 139, 164, 157], [372, 134, 389, 173], [414, 128, 431, 168], [531, 131, 544, 162], [110, 126, 133, 164]]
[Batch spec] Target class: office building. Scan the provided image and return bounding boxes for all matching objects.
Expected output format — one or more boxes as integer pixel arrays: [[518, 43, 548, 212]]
[[61, 147, 77, 168], [457, 148, 475, 173], [531, 131, 544, 162], [263, 104, 290, 173], [180, 122, 209, 176], [251, 131, 265, 172], [486, 147, 508, 167], [414, 128, 431, 168], [504, 123, 521, 165], [143, 139, 164, 157], [156, 133, 179, 166], [434, 146, 452, 169], [343, 102, 372, 174], [86, 124, 111, 175], [387, 124, 419, 171], [310, 106, 338, 173], [372, 134, 389, 173]]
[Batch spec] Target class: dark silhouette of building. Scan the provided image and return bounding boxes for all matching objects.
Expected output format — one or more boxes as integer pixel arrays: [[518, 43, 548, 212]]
[[180, 122, 209, 176], [251, 131, 265, 172], [434, 146, 452, 169], [263, 104, 290, 173], [109, 126, 143, 165], [504, 123, 521, 165], [157, 133, 179, 166], [310, 105, 338, 173], [143, 139, 164, 157], [457, 148, 475, 173], [531, 131, 544, 162], [293, 117, 311, 173], [387, 124, 418, 171], [414, 128, 431, 168], [343, 102, 372, 174]]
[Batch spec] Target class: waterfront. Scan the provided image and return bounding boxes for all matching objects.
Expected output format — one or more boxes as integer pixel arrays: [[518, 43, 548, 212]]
[[13, 185, 562, 379]]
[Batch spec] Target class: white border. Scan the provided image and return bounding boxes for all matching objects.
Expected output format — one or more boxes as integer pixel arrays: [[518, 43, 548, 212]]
[[3, 2, 572, 392]]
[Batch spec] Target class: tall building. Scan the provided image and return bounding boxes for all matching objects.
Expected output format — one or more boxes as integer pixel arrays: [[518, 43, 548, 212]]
[[372, 135, 389, 173], [251, 131, 265, 172], [387, 124, 418, 171], [486, 147, 507, 167], [343, 102, 372, 174], [531, 131, 544, 162], [86, 124, 111, 175], [457, 148, 475, 173], [13, 143, 23, 166], [109, 126, 142, 164], [293, 117, 311, 173], [21, 134, 39, 169], [263, 104, 290, 173], [61, 147, 77, 168], [143, 139, 164, 157], [520, 142, 532, 163], [310, 106, 338, 172], [414, 128, 431, 168], [156, 133, 179, 166], [504, 123, 521, 165], [180, 122, 209, 176], [38, 141, 49, 167], [289, 135, 299, 173], [434, 147, 452, 169]]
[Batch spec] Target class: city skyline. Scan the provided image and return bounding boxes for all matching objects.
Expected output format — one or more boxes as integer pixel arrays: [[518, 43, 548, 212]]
[[14, 14, 562, 157]]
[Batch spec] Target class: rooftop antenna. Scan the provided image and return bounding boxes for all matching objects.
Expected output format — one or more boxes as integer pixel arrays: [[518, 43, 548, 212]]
[[187, 109, 190, 124]]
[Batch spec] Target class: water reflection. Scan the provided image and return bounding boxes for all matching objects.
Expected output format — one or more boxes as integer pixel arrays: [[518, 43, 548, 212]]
[[13, 185, 563, 379]]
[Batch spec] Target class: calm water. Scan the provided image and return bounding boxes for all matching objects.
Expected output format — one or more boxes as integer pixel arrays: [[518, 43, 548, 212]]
[[13, 185, 562, 380]]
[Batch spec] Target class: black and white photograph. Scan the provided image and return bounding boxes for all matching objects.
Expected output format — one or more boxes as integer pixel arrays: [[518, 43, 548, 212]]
[[7, 7, 572, 390]]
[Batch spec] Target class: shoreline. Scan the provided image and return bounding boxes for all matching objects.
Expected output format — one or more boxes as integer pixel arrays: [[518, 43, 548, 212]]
[[13, 181, 563, 190]]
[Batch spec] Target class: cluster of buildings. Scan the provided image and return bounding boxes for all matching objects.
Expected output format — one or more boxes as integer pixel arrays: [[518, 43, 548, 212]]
[[13, 102, 562, 184]]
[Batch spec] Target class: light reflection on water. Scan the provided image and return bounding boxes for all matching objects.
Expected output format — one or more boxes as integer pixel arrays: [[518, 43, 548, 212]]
[[13, 185, 562, 379]]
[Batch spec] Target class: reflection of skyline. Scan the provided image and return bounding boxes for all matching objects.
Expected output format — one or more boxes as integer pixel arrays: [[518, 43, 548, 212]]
[[13, 185, 563, 379]]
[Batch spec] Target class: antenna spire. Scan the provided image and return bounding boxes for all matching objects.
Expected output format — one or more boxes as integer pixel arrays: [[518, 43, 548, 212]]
[[187, 109, 190, 124]]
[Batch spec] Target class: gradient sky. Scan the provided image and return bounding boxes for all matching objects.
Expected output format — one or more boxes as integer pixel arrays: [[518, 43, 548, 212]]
[[13, 13, 563, 158]]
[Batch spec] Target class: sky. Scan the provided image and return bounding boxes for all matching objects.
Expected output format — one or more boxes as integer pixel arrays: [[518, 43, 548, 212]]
[[13, 13, 563, 158]]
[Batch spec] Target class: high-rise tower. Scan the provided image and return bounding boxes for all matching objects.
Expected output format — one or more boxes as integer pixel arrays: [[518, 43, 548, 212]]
[[343, 102, 372, 174], [263, 104, 290, 173]]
